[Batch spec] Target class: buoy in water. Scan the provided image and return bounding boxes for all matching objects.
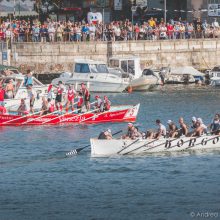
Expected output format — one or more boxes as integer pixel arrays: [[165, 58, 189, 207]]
[[127, 86, 133, 93]]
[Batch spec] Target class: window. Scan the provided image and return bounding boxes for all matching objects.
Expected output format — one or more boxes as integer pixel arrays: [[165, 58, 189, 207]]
[[90, 64, 109, 73], [75, 63, 90, 73], [109, 59, 119, 68], [128, 60, 135, 75], [143, 69, 154, 76], [121, 60, 128, 73]]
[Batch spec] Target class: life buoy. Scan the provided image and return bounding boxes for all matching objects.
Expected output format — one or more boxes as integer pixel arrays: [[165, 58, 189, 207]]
[[0, 106, 7, 114]]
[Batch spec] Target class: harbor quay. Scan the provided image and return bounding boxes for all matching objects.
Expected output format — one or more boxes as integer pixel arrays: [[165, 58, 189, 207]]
[[6, 38, 220, 74]]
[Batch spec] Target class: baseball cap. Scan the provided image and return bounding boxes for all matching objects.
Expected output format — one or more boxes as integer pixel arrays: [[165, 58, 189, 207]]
[[192, 116, 196, 122], [167, 120, 172, 124]]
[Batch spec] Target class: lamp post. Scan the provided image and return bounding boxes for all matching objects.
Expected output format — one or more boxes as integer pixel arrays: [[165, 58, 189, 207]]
[[164, 0, 167, 23], [131, 6, 137, 40]]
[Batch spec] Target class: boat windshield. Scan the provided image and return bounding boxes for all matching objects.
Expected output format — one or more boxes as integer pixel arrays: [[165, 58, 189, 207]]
[[121, 60, 135, 75], [109, 59, 120, 68], [212, 66, 220, 72], [143, 69, 154, 76], [75, 63, 91, 73], [89, 64, 109, 73]]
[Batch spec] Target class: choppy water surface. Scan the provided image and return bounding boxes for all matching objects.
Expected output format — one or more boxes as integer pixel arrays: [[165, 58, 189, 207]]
[[1, 87, 220, 220]]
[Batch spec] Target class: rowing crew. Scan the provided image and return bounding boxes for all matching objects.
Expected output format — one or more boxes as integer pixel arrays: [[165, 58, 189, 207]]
[[16, 89, 111, 116], [98, 114, 220, 140]]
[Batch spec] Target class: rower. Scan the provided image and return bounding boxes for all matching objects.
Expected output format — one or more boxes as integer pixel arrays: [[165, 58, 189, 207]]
[[210, 113, 220, 135], [191, 116, 197, 129], [81, 83, 90, 111], [55, 81, 64, 112], [103, 96, 111, 111], [0, 83, 5, 107], [191, 118, 207, 137], [66, 84, 76, 112], [95, 95, 103, 112], [131, 126, 142, 140], [155, 119, 166, 139], [17, 99, 28, 115], [40, 97, 49, 116], [48, 98, 55, 113], [98, 129, 112, 140], [77, 92, 84, 113], [178, 117, 188, 137], [167, 120, 178, 138], [122, 123, 136, 139]]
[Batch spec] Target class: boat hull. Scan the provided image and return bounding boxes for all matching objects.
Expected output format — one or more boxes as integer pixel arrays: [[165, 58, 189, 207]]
[[90, 135, 220, 157], [129, 76, 158, 91], [0, 104, 140, 126], [52, 78, 129, 93]]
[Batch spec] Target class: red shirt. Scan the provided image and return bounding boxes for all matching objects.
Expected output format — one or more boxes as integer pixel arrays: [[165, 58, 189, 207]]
[[77, 97, 83, 107], [167, 25, 174, 32], [57, 86, 63, 95], [67, 89, 75, 101], [0, 88, 5, 101]]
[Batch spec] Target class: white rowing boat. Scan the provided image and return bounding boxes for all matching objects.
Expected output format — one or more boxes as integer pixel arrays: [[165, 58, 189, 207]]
[[90, 135, 220, 157]]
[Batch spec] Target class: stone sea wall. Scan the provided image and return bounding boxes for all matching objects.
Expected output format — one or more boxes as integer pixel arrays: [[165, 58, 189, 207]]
[[10, 39, 220, 73]]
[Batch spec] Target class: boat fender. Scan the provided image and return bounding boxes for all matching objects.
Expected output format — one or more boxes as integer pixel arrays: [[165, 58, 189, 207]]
[[127, 86, 133, 93]]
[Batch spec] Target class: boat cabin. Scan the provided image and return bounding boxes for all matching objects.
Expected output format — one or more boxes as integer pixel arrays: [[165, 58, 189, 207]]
[[109, 57, 142, 79], [209, 66, 220, 78], [73, 59, 109, 75]]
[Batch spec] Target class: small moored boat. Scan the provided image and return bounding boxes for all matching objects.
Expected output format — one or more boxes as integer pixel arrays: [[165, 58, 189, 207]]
[[90, 134, 220, 157], [0, 104, 140, 126]]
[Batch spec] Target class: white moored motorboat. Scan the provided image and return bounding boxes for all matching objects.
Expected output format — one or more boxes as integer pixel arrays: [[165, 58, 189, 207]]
[[209, 66, 220, 86], [109, 57, 161, 91], [1, 74, 48, 111], [52, 59, 129, 93], [90, 135, 220, 157]]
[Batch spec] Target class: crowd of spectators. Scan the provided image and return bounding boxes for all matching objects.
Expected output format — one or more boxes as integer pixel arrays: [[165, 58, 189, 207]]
[[0, 17, 220, 43]]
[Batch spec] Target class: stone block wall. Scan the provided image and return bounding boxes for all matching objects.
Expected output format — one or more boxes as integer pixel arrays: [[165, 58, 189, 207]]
[[10, 39, 220, 74]]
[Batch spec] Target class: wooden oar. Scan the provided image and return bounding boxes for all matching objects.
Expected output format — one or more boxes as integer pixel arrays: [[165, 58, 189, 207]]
[[79, 110, 108, 124], [1, 110, 42, 125], [64, 101, 96, 120], [122, 138, 159, 155], [21, 109, 61, 125], [41, 101, 96, 125], [143, 137, 180, 152], [117, 138, 140, 154], [66, 130, 123, 156]]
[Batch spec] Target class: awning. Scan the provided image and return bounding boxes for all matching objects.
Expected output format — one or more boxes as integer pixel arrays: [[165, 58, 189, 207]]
[[171, 66, 204, 77], [0, 65, 18, 71], [0, 11, 38, 17]]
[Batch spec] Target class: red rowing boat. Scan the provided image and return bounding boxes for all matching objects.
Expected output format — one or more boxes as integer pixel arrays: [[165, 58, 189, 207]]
[[0, 104, 140, 126]]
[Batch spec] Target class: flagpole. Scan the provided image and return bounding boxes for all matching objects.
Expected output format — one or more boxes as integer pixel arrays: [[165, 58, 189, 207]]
[[164, 0, 167, 23]]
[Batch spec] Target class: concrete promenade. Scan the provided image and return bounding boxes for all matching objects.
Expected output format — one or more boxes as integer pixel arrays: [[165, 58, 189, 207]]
[[9, 39, 220, 73]]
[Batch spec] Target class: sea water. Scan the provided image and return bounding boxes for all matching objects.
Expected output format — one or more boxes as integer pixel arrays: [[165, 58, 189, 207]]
[[0, 87, 220, 220]]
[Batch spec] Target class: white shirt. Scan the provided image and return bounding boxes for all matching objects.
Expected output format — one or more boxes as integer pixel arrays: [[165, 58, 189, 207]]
[[159, 123, 167, 136]]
